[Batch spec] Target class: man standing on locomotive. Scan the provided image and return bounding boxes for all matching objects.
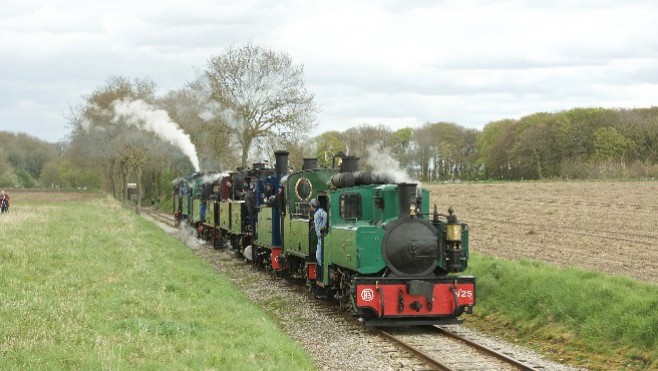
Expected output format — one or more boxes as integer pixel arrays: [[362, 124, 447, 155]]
[[309, 198, 327, 276]]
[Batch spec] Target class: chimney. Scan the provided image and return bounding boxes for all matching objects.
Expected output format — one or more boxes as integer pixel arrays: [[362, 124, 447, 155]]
[[397, 183, 417, 218], [340, 156, 359, 173], [302, 158, 319, 170], [274, 150, 289, 178]]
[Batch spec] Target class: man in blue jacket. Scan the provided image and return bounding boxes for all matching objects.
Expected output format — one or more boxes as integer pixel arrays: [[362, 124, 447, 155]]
[[309, 198, 327, 270]]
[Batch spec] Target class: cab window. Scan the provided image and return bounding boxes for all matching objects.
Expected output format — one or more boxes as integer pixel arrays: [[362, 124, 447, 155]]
[[340, 193, 361, 220]]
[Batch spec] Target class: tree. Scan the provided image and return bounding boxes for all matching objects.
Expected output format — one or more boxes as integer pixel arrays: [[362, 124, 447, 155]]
[[0, 147, 10, 179], [511, 120, 550, 179], [412, 124, 434, 180], [342, 124, 391, 170], [313, 131, 344, 168], [429, 122, 463, 180], [67, 76, 193, 205], [0, 131, 60, 187], [410, 122, 480, 181], [509, 113, 570, 179], [389, 127, 414, 170], [459, 128, 481, 180], [161, 86, 238, 172], [592, 126, 632, 161], [477, 119, 517, 179], [204, 44, 318, 168], [617, 107, 658, 163]]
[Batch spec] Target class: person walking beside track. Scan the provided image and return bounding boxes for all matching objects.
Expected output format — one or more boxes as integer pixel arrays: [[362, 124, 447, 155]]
[[0, 190, 9, 213]]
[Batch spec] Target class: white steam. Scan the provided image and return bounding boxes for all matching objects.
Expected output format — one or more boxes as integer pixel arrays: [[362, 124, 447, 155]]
[[171, 173, 227, 187], [365, 144, 419, 186], [200, 172, 227, 184], [177, 223, 205, 250], [111, 98, 200, 172]]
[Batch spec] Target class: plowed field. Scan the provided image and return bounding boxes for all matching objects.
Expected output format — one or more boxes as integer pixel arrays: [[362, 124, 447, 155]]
[[427, 181, 658, 284]]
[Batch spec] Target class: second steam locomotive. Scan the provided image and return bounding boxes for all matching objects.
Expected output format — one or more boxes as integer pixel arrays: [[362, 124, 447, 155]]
[[173, 151, 475, 326]]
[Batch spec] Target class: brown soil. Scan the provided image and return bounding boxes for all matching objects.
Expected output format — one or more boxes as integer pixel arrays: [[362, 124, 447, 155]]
[[426, 181, 658, 284]]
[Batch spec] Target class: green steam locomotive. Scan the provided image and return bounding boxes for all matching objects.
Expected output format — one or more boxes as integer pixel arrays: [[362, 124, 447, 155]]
[[175, 151, 475, 326]]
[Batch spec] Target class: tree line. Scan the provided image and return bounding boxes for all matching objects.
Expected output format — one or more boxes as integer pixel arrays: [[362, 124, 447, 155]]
[[2, 44, 658, 203], [478, 107, 658, 180], [310, 107, 658, 182]]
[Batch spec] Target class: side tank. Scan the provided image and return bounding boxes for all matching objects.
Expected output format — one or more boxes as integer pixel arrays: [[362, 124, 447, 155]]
[[281, 164, 336, 259]]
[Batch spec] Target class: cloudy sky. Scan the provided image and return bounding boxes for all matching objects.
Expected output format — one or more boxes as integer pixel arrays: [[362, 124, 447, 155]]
[[2, 0, 657, 143]]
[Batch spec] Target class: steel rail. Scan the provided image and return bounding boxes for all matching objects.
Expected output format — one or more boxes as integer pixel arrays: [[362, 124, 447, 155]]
[[435, 326, 539, 371], [378, 329, 452, 371], [142, 207, 175, 226]]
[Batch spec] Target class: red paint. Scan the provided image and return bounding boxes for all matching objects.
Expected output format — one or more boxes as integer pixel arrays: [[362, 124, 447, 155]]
[[271, 247, 282, 270], [356, 281, 475, 317], [307, 263, 317, 280]]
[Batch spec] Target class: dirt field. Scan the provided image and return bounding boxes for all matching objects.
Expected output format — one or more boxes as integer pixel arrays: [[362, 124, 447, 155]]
[[3, 189, 104, 203], [427, 181, 658, 284]]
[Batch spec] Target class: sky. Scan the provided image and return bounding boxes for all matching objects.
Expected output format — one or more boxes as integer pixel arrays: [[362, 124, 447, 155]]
[[1, 0, 657, 143]]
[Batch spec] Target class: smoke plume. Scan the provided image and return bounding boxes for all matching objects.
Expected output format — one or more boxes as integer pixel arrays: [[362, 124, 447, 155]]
[[365, 144, 418, 186], [111, 98, 200, 172]]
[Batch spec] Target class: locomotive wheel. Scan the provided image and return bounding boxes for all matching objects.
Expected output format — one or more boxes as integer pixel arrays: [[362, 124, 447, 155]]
[[312, 284, 328, 299], [276, 270, 289, 279], [356, 309, 376, 322], [230, 235, 240, 251]]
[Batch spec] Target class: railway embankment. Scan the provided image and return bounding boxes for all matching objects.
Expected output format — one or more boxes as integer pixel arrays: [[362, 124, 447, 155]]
[[467, 254, 658, 370], [0, 192, 313, 369]]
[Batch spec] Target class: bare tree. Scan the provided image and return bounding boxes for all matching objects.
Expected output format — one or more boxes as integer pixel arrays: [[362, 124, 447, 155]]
[[162, 85, 238, 172], [204, 43, 318, 167], [67, 76, 186, 203]]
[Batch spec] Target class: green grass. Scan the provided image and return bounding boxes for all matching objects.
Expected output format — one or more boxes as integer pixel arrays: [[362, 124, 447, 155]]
[[466, 253, 658, 370], [0, 195, 314, 370]]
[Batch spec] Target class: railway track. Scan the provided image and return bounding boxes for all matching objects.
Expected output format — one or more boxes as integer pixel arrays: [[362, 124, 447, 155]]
[[232, 252, 543, 370], [140, 207, 176, 227], [222, 251, 540, 370], [141, 208, 572, 370], [378, 325, 540, 370]]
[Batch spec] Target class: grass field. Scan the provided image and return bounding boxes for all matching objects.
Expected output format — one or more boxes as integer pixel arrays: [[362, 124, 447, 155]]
[[3, 184, 658, 370], [469, 254, 657, 369], [0, 191, 314, 370]]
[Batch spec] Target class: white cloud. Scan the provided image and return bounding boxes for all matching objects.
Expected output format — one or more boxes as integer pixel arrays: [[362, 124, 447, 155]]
[[1, 0, 657, 142]]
